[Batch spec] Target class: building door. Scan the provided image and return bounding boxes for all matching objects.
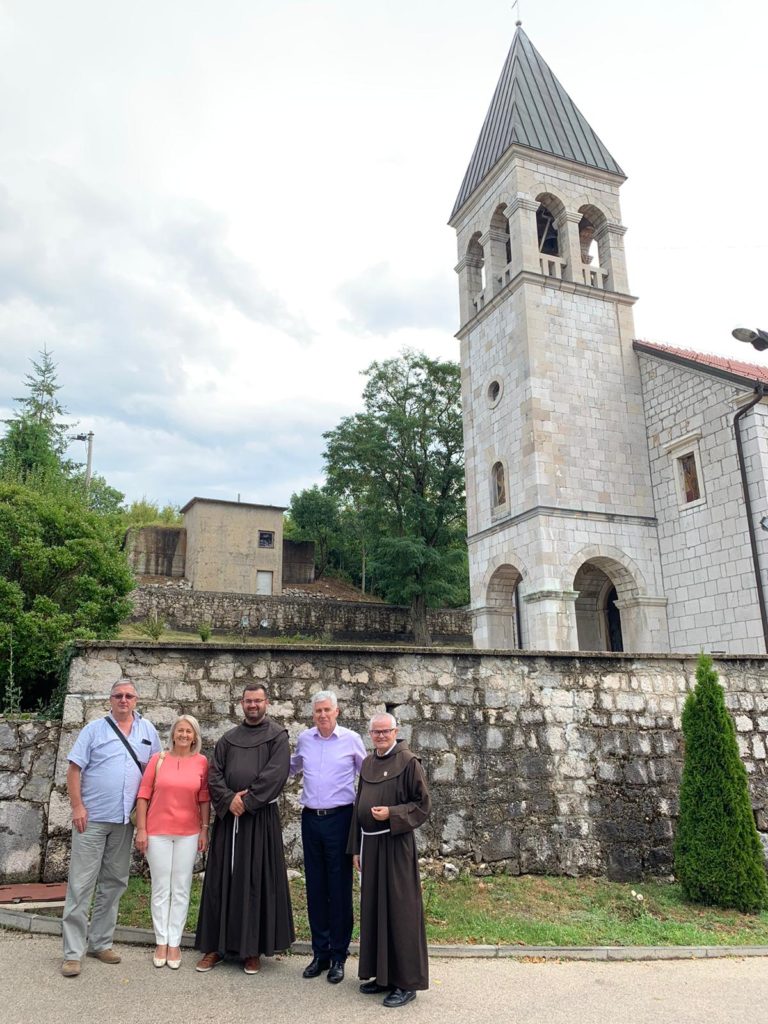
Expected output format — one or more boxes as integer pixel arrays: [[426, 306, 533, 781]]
[[605, 586, 623, 652], [256, 570, 273, 596]]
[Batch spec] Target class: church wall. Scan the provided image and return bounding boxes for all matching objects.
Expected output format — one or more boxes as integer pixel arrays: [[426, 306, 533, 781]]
[[638, 355, 764, 653], [15, 643, 767, 885]]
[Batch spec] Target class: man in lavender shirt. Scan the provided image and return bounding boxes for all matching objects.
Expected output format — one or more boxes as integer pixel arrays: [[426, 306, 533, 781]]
[[290, 690, 366, 985]]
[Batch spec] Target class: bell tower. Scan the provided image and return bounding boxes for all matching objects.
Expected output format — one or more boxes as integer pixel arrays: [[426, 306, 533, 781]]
[[451, 27, 669, 652]]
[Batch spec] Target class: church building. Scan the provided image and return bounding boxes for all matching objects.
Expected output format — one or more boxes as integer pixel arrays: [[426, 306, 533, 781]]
[[451, 26, 768, 656]]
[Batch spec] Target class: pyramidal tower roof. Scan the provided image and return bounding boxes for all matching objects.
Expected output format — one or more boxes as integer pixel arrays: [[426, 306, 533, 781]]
[[450, 27, 623, 221]]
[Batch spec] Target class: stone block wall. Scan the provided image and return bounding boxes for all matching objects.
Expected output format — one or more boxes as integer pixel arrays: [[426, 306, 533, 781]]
[[0, 718, 60, 882], [34, 643, 768, 884], [129, 585, 473, 645]]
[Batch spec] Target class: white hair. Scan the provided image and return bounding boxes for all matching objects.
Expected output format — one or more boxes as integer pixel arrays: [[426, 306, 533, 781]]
[[368, 711, 397, 732], [312, 690, 338, 709]]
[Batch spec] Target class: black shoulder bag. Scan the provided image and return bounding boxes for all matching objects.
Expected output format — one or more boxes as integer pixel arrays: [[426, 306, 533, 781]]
[[104, 716, 144, 825]]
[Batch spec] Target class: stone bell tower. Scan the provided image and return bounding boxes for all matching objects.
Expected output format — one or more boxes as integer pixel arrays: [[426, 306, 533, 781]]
[[450, 27, 669, 653]]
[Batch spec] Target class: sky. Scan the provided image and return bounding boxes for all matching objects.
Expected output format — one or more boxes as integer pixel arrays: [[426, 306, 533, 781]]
[[0, 0, 766, 508]]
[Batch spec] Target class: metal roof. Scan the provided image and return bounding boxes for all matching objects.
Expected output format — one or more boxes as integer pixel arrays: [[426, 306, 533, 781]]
[[450, 28, 623, 222]]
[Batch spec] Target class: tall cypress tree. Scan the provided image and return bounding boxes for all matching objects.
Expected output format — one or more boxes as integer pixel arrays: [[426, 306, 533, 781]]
[[674, 654, 768, 912]]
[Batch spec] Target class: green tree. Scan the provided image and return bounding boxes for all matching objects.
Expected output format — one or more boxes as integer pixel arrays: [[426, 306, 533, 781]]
[[323, 350, 466, 644], [9, 348, 72, 457], [287, 486, 341, 579], [122, 498, 183, 528], [674, 654, 768, 912], [0, 482, 135, 710]]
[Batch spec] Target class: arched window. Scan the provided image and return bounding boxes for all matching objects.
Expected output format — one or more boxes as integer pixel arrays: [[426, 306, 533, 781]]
[[467, 231, 486, 309], [492, 461, 506, 506], [536, 204, 559, 256], [578, 204, 609, 288]]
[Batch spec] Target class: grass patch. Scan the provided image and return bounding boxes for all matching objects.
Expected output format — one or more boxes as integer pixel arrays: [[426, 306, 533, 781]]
[[113, 874, 768, 947]]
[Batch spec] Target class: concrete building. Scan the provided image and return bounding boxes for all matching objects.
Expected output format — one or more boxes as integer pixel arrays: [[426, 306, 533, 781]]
[[180, 497, 285, 596], [452, 27, 768, 655]]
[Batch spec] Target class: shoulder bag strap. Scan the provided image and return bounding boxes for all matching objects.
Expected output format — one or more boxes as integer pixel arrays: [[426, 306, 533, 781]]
[[104, 715, 143, 772]]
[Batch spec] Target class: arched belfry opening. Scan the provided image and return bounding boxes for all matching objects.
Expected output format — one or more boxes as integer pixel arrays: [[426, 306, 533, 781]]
[[467, 231, 486, 311], [573, 559, 631, 652], [485, 564, 523, 649], [535, 193, 566, 279], [578, 204, 609, 289]]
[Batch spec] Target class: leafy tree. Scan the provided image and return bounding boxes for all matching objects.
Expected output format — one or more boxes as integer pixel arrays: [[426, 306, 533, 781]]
[[323, 350, 466, 644], [122, 498, 183, 528], [674, 654, 768, 912], [0, 483, 135, 709], [287, 486, 342, 579]]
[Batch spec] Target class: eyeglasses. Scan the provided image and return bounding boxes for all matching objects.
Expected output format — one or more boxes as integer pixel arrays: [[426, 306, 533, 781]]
[[370, 728, 394, 737], [243, 699, 267, 706], [111, 693, 137, 701]]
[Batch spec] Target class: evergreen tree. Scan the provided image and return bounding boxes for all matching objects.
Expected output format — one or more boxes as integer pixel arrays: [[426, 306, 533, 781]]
[[674, 654, 768, 912], [10, 347, 72, 456]]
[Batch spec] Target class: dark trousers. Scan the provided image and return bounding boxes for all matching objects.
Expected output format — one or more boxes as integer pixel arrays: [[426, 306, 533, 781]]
[[301, 805, 354, 962]]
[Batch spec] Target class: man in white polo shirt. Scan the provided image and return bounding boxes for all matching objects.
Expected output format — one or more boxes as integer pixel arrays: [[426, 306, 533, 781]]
[[61, 679, 160, 978]]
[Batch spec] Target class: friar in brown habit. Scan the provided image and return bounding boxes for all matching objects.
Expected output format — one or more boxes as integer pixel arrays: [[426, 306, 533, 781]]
[[195, 684, 294, 975], [348, 712, 431, 1009]]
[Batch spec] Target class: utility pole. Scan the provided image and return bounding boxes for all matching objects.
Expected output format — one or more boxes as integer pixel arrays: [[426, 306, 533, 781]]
[[73, 431, 94, 492]]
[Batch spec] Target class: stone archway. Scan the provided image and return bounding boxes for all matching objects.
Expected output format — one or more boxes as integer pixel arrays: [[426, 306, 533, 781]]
[[484, 563, 523, 649], [573, 562, 625, 651]]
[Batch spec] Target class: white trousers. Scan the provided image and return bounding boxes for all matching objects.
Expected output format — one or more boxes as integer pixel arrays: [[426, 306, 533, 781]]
[[146, 833, 199, 945]]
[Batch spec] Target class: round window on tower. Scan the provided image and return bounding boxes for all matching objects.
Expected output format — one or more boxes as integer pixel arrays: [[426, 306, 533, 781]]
[[487, 379, 502, 408]]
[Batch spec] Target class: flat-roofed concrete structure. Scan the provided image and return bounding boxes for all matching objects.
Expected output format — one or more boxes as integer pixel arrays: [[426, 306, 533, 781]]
[[180, 497, 286, 596]]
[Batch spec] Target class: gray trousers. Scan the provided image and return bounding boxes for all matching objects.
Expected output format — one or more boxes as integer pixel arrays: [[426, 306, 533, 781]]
[[62, 821, 134, 960]]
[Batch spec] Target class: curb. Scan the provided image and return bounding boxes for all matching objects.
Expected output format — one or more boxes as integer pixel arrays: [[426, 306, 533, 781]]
[[2, 906, 767, 961]]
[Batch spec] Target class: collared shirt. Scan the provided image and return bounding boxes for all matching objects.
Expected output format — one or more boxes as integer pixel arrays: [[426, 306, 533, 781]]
[[290, 724, 366, 809], [68, 712, 161, 824]]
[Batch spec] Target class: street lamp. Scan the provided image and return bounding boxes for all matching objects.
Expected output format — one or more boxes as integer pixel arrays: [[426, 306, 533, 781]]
[[732, 327, 768, 351]]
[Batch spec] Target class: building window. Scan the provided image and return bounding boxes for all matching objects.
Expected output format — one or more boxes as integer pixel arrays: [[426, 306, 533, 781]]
[[258, 531, 274, 548], [678, 453, 701, 504], [487, 379, 502, 407], [492, 461, 506, 506], [663, 430, 706, 511]]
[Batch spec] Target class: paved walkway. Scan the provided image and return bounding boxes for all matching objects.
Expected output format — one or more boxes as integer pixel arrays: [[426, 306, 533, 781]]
[[1, 930, 766, 1024]]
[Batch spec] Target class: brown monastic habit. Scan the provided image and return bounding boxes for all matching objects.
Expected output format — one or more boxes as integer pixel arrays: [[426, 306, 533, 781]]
[[348, 738, 431, 991]]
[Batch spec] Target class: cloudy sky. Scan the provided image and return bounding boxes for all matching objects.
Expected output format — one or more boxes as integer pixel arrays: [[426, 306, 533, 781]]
[[0, 0, 765, 508]]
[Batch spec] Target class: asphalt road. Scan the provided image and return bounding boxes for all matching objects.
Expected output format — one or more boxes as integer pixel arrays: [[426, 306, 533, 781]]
[[1, 930, 767, 1024]]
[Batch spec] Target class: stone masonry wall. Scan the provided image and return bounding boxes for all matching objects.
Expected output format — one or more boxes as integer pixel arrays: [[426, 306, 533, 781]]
[[31, 643, 768, 885], [129, 585, 473, 645], [0, 718, 60, 882]]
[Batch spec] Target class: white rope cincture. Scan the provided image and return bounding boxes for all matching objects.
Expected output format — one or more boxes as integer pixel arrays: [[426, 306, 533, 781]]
[[230, 797, 280, 875], [360, 826, 390, 872]]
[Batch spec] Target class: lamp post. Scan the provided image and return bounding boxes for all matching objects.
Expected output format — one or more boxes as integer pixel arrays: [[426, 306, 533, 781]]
[[732, 327, 768, 352]]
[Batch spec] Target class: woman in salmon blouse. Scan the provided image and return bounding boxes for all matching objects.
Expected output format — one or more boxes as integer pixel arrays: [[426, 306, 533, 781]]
[[135, 714, 210, 969]]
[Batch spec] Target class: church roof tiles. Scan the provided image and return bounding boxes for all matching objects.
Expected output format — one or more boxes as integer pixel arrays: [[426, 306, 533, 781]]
[[633, 340, 768, 388]]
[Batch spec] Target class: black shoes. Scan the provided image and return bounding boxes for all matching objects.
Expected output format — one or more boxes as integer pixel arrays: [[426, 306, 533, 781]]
[[383, 988, 417, 1008], [360, 980, 392, 994], [303, 956, 331, 978], [327, 960, 345, 984]]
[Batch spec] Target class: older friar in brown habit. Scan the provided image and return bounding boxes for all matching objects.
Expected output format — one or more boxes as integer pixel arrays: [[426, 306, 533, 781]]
[[348, 712, 431, 1008]]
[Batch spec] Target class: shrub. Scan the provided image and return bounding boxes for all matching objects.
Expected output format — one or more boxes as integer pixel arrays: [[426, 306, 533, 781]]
[[136, 612, 164, 641], [674, 654, 768, 912], [198, 621, 212, 642]]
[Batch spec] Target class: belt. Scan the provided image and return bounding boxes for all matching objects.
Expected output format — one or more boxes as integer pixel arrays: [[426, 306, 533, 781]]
[[302, 804, 352, 817]]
